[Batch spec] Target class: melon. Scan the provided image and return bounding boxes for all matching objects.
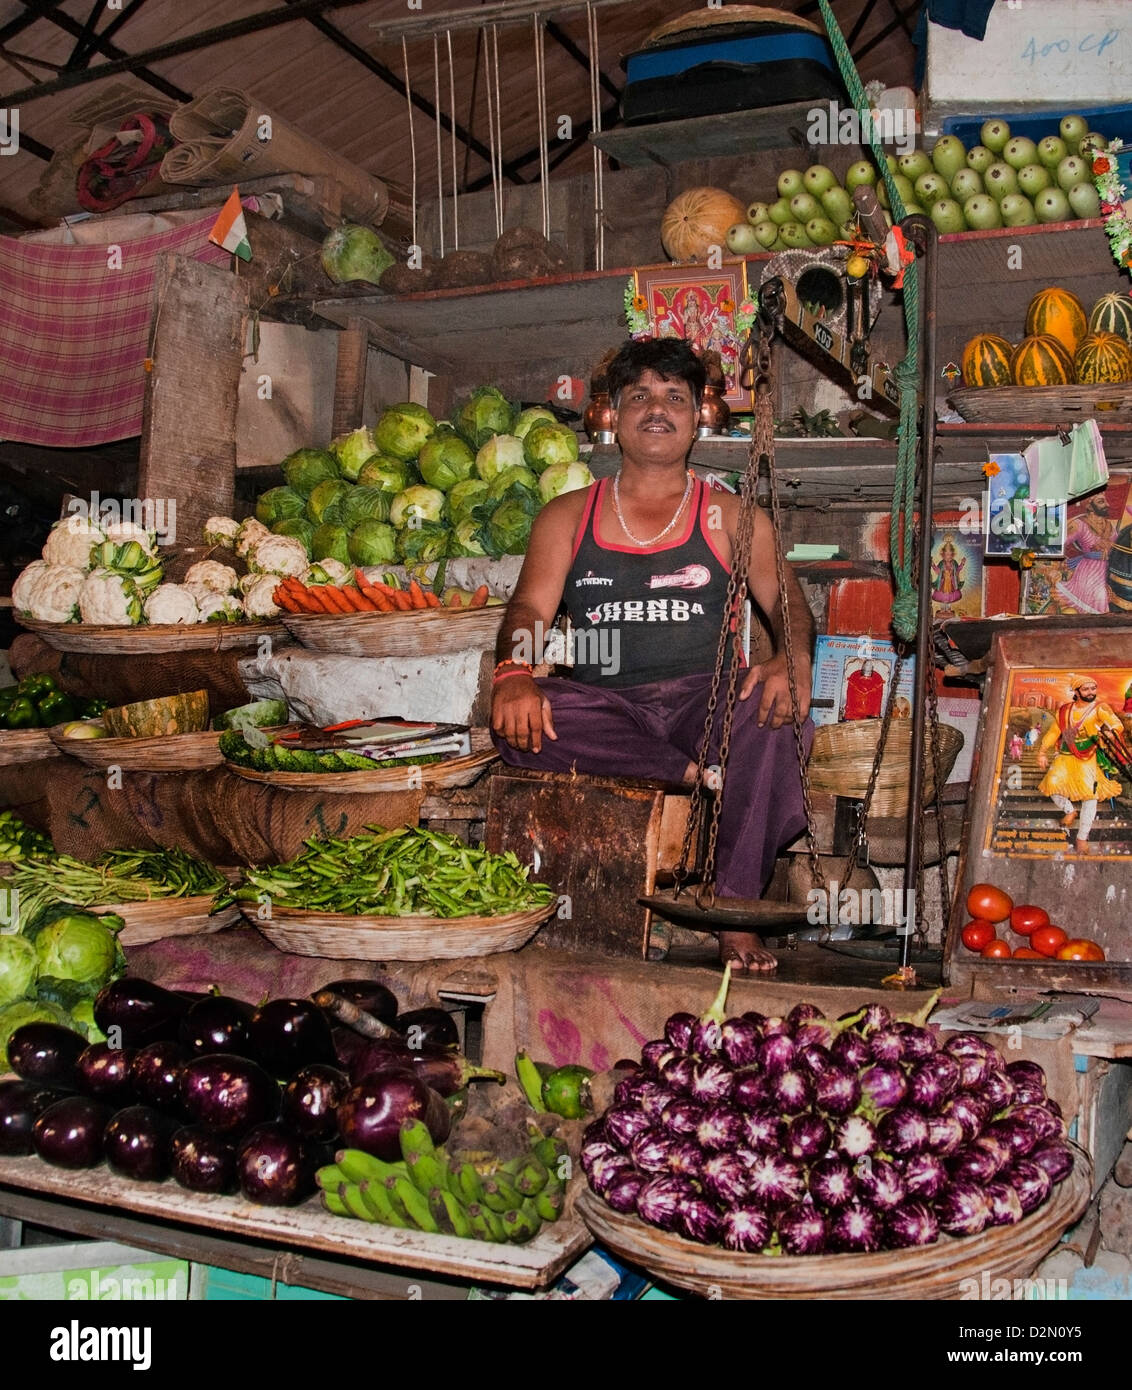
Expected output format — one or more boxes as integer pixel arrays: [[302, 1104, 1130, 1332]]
[[961, 333, 1013, 388], [103, 690, 210, 739], [1088, 292, 1132, 346], [1074, 330, 1132, 385], [660, 187, 748, 262], [1011, 334, 1075, 387], [1024, 287, 1088, 356]]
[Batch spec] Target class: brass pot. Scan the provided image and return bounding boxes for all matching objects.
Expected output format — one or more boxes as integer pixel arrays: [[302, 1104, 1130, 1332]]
[[697, 382, 731, 438], [584, 389, 616, 444]]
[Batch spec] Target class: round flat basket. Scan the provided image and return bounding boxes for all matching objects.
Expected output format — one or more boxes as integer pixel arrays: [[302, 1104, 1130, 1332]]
[[224, 746, 497, 792], [280, 605, 504, 658], [576, 1143, 1091, 1300], [107, 896, 241, 948], [243, 902, 554, 960], [808, 717, 964, 817], [0, 728, 61, 767], [16, 618, 286, 654], [948, 383, 1132, 425], [49, 727, 224, 772]]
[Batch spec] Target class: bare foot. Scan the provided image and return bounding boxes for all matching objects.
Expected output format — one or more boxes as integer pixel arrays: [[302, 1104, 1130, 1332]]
[[719, 930, 777, 973], [1075, 839, 1091, 855]]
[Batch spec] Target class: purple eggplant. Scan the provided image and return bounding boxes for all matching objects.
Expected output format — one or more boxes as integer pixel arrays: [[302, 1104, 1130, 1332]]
[[813, 1066, 861, 1117], [936, 1178, 991, 1235], [249, 998, 336, 1077], [280, 1064, 349, 1141], [1011, 1079, 1048, 1108], [659, 1054, 696, 1095], [785, 1113, 831, 1162], [787, 1002, 826, 1029], [660, 1097, 706, 1137], [666, 1138, 706, 1179], [792, 1021, 836, 1052], [394, 1007, 459, 1050], [878, 1106, 930, 1157], [619, 1077, 670, 1118], [689, 966, 734, 1059], [732, 1070, 770, 1112], [32, 1095, 112, 1168], [636, 1175, 697, 1232], [701, 1151, 753, 1206], [75, 1043, 136, 1108], [770, 1067, 813, 1114], [581, 1139, 621, 1175], [721, 1204, 772, 1253], [604, 1104, 653, 1150], [955, 1051, 995, 1091], [949, 1138, 1007, 1184], [582, 1117, 608, 1146], [984, 1116, 1037, 1160], [93, 977, 191, 1047], [180, 1053, 280, 1137], [170, 1125, 238, 1193], [834, 1114, 878, 1159], [1045, 1097, 1063, 1118], [315, 978, 398, 1024], [721, 1017, 761, 1067], [342, 1036, 504, 1097], [614, 1075, 650, 1107], [180, 995, 255, 1059], [1004, 1159, 1053, 1215], [695, 1104, 744, 1152], [859, 1062, 908, 1114], [855, 1156, 906, 1211], [639, 1083, 674, 1125], [797, 1044, 835, 1077], [603, 1169, 647, 1214], [664, 1012, 697, 1051], [776, 1202, 828, 1256], [762, 1015, 790, 1037], [943, 1031, 996, 1061], [808, 1155, 857, 1209], [741, 1107, 784, 1155], [1010, 1102, 1065, 1143], [908, 1054, 961, 1112], [895, 1023, 938, 1061], [979, 1069, 1016, 1113], [629, 1128, 676, 1175], [1005, 1059, 1046, 1094], [925, 1113, 965, 1158], [675, 1193, 722, 1244], [858, 1003, 893, 1035], [0, 1080, 67, 1156], [129, 1040, 190, 1114], [943, 1093, 987, 1143], [8, 1023, 87, 1089], [898, 1153, 949, 1201], [104, 1105, 174, 1181], [868, 1027, 906, 1063], [336, 1068, 449, 1160], [885, 1200, 940, 1249], [745, 1152, 805, 1208], [830, 1202, 883, 1252], [236, 1122, 317, 1206], [740, 1010, 769, 1034], [588, 1153, 635, 1197], [757, 1034, 796, 1075], [1028, 1139, 1074, 1185], [690, 1058, 734, 1104], [641, 1040, 678, 1074], [984, 1180, 1024, 1227], [831, 1030, 871, 1071]]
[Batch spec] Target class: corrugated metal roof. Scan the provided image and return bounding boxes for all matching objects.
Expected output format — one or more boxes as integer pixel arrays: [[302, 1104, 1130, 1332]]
[[0, 0, 914, 228]]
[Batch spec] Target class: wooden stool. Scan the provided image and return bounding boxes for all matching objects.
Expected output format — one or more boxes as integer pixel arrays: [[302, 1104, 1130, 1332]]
[[484, 767, 691, 959]]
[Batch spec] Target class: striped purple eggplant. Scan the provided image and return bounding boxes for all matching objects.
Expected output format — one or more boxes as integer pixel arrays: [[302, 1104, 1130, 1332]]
[[979, 1069, 1016, 1112], [830, 1201, 883, 1252], [1004, 1159, 1053, 1214], [720, 1203, 772, 1253], [859, 1061, 907, 1113], [641, 1040, 679, 1074], [757, 1033, 796, 1075], [660, 1097, 707, 1137], [581, 1139, 621, 1175], [833, 1114, 877, 1159], [1005, 1059, 1046, 1094], [659, 1054, 696, 1096], [745, 1152, 805, 1208], [898, 1152, 949, 1201], [741, 1107, 784, 1155], [603, 1104, 653, 1150], [878, 1106, 931, 1157], [885, 1200, 940, 1249], [629, 1128, 677, 1175], [587, 1152, 636, 1197], [908, 1053, 961, 1111], [604, 1168, 647, 1214], [942, 1092, 988, 1143], [984, 1116, 1037, 1159], [949, 1136, 1008, 1184], [925, 1113, 965, 1158], [984, 1180, 1024, 1227], [776, 1202, 828, 1256], [935, 1178, 990, 1236], [894, 1022, 938, 1061], [807, 1155, 857, 1209], [858, 1003, 893, 1035], [636, 1174, 697, 1232], [831, 1030, 871, 1071], [701, 1151, 753, 1206], [639, 1083, 676, 1124], [664, 1012, 697, 1051], [770, 1067, 813, 1114], [868, 1027, 906, 1063], [1009, 1102, 1065, 1143], [785, 1113, 831, 1162], [854, 1156, 906, 1211], [796, 1043, 835, 1077], [812, 1065, 861, 1117], [786, 1002, 826, 1030], [696, 1104, 745, 1152], [675, 1193, 722, 1244], [666, 1138, 706, 1180], [1028, 1139, 1073, 1185], [732, 1070, 771, 1112], [720, 1017, 761, 1068], [690, 1058, 735, 1104]]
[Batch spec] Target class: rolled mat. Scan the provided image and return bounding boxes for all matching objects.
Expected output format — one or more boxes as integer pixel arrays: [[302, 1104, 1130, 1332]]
[[160, 87, 390, 226]]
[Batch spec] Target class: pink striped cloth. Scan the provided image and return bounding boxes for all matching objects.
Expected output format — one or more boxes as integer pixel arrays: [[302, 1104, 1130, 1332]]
[[0, 215, 230, 447]]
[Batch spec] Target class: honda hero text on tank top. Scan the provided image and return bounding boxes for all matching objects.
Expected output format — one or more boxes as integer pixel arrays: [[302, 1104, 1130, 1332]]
[[563, 476, 734, 688]]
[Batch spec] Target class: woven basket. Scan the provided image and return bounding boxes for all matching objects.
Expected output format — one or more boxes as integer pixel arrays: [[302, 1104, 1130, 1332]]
[[577, 1143, 1091, 1300], [949, 383, 1132, 424], [808, 718, 964, 817], [224, 746, 498, 793], [108, 896, 241, 947], [49, 727, 224, 772], [0, 728, 61, 767], [243, 902, 555, 960], [280, 605, 505, 658], [15, 618, 286, 654]]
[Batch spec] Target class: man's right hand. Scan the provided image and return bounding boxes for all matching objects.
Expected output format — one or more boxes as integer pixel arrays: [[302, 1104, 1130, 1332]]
[[491, 674, 557, 754]]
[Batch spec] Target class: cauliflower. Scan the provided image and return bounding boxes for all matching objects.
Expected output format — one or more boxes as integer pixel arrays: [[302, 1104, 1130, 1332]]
[[78, 569, 143, 626], [303, 558, 350, 586], [102, 520, 158, 554], [13, 561, 48, 614], [203, 516, 240, 548], [143, 583, 200, 625], [248, 534, 308, 578], [236, 518, 271, 559], [184, 560, 238, 594], [42, 516, 104, 570], [13, 561, 85, 622], [238, 573, 263, 596], [242, 574, 283, 619], [195, 591, 245, 623]]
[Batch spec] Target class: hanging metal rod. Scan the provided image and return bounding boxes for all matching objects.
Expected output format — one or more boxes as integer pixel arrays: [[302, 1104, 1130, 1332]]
[[370, 0, 634, 43]]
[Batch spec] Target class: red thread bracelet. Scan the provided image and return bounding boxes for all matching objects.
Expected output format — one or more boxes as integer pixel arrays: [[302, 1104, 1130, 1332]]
[[492, 668, 535, 685]]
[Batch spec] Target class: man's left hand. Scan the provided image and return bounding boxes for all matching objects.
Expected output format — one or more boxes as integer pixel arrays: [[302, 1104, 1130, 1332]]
[[740, 652, 811, 728]]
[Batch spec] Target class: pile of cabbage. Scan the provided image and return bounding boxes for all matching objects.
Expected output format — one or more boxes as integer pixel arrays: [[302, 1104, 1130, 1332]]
[[252, 389, 594, 572]]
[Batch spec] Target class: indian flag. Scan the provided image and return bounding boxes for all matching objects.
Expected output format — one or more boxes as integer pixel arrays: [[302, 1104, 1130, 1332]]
[[209, 188, 252, 262]]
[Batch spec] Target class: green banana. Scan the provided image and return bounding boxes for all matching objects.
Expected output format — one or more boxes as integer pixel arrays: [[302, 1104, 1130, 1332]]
[[481, 1172, 522, 1214], [321, 1188, 352, 1218], [429, 1187, 474, 1239], [466, 1203, 505, 1243], [335, 1149, 408, 1185], [449, 1158, 485, 1207], [504, 1154, 549, 1196], [339, 1182, 378, 1223], [406, 1150, 452, 1198], [393, 1176, 440, 1234], [316, 1163, 349, 1191], [398, 1118, 436, 1161], [360, 1179, 409, 1228], [534, 1186, 564, 1223], [502, 1206, 542, 1244], [515, 1050, 548, 1111], [532, 1135, 569, 1172]]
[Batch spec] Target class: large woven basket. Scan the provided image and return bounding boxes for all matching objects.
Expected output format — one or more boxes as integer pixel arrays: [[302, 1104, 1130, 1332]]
[[15, 618, 286, 654], [243, 902, 555, 960], [808, 718, 964, 816], [280, 605, 505, 658], [0, 728, 61, 767], [949, 383, 1132, 424], [577, 1143, 1091, 1300], [107, 896, 241, 947], [224, 746, 497, 793], [49, 727, 224, 772]]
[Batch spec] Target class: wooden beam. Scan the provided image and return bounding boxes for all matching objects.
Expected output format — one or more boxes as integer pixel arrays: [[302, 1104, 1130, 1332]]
[[30, 2, 191, 104], [369, 0, 637, 43], [64, 0, 110, 70], [330, 318, 369, 437]]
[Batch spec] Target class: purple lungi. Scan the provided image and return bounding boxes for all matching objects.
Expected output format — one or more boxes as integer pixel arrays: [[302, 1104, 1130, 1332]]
[[492, 673, 812, 899]]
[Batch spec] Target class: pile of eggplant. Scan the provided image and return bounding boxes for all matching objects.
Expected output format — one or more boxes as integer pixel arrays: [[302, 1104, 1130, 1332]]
[[0, 975, 498, 1211], [584, 967, 1075, 1255]]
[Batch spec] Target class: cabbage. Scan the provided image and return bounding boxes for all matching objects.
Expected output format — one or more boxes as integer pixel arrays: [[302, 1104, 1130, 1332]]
[[390, 485, 447, 529], [450, 518, 488, 557], [374, 403, 437, 461], [448, 478, 491, 524], [475, 434, 526, 484], [513, 405, 558, 440], [255, 486, 306, 525], [303, 560, 351, 586], [329, 426, 379, 482], [539, 460, 595, 503], [348, 520, 397, 566], [69, 997, 106, 1044], [488, 464, 539, 502], [0, 934, 37, 1007], [454, 386, 515, 448], [397, 524, 451, 564], [306, 478, 352, 525], [272, 517, 315, 551], [0, 998, 71, 1071], [524, 421, 580, 474], [417, 427, 476, 492], [311, 523, 352, 566], [31, 907, 125, 998], [281, 447, 339, 497], [320, 224, 395, 286], [341, 486, 392, 529], [487, 495, 537, 556], [357, 455, 412, 494]]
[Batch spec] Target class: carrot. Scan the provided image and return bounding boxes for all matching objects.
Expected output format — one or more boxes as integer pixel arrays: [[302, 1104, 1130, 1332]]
[[392, 589, 414, 611], [448, 591, 463, 608], [273, 586, 300, 613], [323, 586, 355, 615], [291, 585, 326, 614], [470, 584, 490, 608], [353, 570, 393, 610], [424, 590, 441, 608], [407, 579, 428, 610], [343, 585, 377, 612]]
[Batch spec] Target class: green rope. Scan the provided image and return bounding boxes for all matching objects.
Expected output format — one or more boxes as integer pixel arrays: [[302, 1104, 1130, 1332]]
[[818, 0, 921, 642]]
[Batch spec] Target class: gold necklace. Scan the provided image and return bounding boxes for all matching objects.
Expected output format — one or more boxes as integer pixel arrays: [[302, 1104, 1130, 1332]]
[[611, 470, 693, 547]]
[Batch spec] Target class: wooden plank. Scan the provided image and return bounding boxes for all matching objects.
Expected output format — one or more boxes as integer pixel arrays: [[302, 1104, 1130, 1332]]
[[331, 317, 370, 436], [138, 255, 248, 544]]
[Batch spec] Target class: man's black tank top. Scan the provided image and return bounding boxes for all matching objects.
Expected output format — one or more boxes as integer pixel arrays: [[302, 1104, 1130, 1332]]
[[562, 476, 732, 688]]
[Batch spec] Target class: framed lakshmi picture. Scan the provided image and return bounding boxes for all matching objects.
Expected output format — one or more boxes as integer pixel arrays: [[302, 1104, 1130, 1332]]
[[930, 521, 984, 621], [632, 264, 752, 408]]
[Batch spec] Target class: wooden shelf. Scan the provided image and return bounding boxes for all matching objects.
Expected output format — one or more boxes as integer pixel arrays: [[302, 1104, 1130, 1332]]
[[589, 103, 820, 168]]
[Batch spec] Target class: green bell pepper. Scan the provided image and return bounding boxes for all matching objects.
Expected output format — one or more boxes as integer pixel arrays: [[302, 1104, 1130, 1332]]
[[4, 697, 39, 729], [17, 673, 56, 701], [80, 697, 110, 717], [36, 691, 77, 726]]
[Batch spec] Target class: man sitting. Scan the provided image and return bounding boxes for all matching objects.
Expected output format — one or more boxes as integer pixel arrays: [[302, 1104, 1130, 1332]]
[[490, 337, 813, 971]]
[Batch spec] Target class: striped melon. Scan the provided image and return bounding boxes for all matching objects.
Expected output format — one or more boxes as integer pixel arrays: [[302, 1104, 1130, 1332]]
[[1074, 330, 1132, 385], [1024, 287, 1088, 356], [1010, 334, 1075, 387], [103, 690, 210, 738], [961, 333, 1013, 388], [1088, 292, 1132, 346]]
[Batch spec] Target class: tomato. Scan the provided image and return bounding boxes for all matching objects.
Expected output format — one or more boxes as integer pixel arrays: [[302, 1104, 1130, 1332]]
[[1029, 925, 1069, 958], [1013, 947, 1044, 959], [980, 939, 1012, 959], [1009, 904, 1050, 937], [1055, 939, 1106, 962], [961, 919, 996, 952], [966, 882, 1013, 923]]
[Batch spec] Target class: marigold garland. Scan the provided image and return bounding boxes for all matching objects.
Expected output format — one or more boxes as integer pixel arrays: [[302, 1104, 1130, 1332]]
[[1093, 138, 1132, 273]]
